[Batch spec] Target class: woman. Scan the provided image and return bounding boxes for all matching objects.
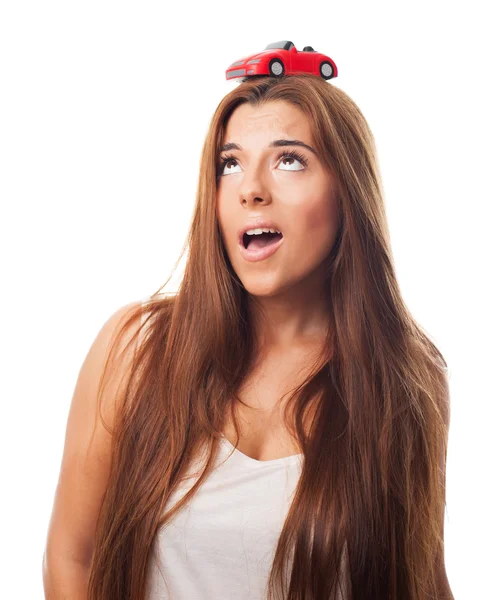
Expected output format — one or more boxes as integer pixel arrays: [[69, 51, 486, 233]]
[[43, 74, 453, 599]]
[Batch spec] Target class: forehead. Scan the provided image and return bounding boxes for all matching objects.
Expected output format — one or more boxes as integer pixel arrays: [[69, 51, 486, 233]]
[[223, 101, 312, 143]]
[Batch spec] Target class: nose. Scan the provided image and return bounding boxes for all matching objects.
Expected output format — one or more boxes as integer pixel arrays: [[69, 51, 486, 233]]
[[240, 193, 271, 207], [239, 170, 271, 207]]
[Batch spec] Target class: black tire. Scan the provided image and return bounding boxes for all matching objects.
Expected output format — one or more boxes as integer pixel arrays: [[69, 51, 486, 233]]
[[319, 61, 334, 80], [268, 59, 285, 78]]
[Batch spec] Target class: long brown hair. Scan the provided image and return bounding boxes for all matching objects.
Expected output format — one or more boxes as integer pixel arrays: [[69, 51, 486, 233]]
[[87, 74, 453, 599]]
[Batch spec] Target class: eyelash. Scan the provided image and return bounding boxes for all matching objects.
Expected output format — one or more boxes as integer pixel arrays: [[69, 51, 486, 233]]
[[217, 149, 309, 178]]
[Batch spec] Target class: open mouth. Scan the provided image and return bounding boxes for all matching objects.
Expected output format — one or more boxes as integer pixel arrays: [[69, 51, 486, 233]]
[[243, 231, 283, 250]]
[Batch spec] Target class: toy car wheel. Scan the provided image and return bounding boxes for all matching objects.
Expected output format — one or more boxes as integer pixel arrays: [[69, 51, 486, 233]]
[[268, 59, 285, 77], [319, 61, 334, 80]]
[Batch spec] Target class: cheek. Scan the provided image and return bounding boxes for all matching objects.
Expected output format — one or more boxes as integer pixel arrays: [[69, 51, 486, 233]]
[[297, 196, 338, 244]]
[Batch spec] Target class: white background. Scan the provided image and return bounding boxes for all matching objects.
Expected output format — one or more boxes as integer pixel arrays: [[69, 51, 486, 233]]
[[1, 1, 500, 598]]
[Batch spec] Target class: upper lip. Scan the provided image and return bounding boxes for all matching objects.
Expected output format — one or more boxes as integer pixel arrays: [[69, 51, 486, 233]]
[[238, 219, 284, 247]]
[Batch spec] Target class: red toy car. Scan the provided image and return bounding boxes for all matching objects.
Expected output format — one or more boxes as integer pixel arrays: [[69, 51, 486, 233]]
[[225, 40, 338, 83]]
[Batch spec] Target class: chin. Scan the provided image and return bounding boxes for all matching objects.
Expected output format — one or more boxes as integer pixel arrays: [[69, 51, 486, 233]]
[[239, 276, 289, 298]]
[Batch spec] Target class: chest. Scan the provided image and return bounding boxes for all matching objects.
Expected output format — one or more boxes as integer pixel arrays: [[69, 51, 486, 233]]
[[221, 351, 321, 461]]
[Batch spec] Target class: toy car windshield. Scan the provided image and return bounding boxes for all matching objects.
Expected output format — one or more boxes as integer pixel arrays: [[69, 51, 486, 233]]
[[265, 41, 295, 51]]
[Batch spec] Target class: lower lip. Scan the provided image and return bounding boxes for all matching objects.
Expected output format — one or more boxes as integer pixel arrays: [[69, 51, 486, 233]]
[[239, 235, 284, 262]]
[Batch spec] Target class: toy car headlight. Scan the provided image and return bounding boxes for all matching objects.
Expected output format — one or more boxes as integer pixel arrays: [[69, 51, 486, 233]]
[[246, 59, 261, 64]]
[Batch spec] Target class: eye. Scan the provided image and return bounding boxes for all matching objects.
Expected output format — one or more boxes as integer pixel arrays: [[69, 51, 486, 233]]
[[217, 149, 309, 178]]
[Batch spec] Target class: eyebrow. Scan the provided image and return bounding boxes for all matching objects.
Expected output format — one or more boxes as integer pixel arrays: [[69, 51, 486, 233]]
[[219, 139, 318, 157]]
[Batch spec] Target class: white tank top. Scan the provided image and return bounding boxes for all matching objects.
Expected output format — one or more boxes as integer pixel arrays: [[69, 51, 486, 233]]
[[145, 437, 305, 599]]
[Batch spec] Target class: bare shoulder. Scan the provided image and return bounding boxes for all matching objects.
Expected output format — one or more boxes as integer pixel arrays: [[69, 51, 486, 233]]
[[43, 299, 145, 571]]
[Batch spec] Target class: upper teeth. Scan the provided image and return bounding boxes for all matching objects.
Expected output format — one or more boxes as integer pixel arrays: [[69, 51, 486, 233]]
[[245, 228, 281, 236]]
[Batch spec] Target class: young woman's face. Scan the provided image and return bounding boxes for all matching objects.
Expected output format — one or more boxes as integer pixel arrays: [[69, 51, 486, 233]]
[[216, 100, 340, 298]]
